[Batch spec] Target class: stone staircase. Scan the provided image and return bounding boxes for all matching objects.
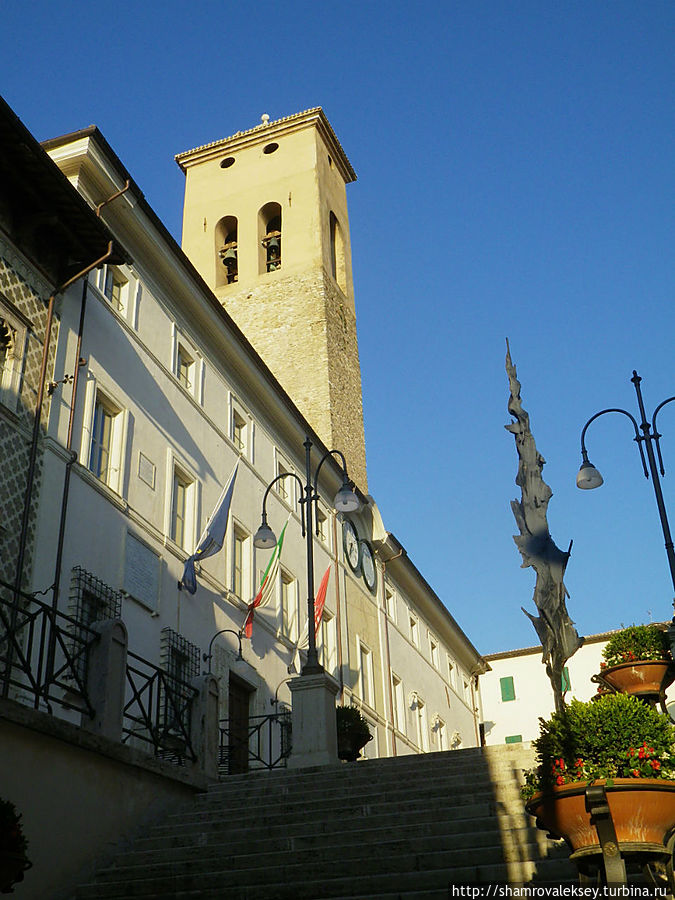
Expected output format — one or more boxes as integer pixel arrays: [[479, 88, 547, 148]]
[[74, 744, 576, 899]]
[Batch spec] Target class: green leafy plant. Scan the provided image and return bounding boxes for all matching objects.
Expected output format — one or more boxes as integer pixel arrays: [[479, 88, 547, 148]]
[[522, 694, 675, 800], [0, 799, 29, 857], [601, 624, 671, 669], [336, 705, 371, 744]]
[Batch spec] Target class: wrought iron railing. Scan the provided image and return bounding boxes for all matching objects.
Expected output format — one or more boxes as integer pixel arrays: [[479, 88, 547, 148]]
[[123, 649, 198, 764], [0, 577, 98, 716], [218, 710, 292, 776]]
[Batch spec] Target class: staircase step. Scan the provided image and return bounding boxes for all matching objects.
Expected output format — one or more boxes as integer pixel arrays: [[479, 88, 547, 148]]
[[74, 746, 571, 900]]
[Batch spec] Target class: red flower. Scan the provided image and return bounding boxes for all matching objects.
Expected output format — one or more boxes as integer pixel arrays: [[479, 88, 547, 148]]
[[638, 747, 645, 759], [651, 759, 661, 770], [628, 747, 635, 757], [632, 769, 640, 777], [556, 775, 565, 786], [575, 758, 584, 768]]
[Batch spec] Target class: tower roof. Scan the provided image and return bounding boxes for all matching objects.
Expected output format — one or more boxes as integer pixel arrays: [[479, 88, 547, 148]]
[[175, 107, 356, 184]]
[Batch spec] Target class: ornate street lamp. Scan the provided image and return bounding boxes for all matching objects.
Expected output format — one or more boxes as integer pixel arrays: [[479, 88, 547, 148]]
[[253, 436, 359, 674], [577, 370, 675, 594]]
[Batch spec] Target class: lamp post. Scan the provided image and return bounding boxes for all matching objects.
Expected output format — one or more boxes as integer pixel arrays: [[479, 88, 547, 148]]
[[203, 628, 243, 674], [253, 436, 359, 674], [576, 370, 675, 596]]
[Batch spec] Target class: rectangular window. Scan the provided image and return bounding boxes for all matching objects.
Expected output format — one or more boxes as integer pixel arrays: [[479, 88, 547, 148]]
[[87, 391, 125, 492], [103, 266, 127, 312], [561, 666, 571, 692], [447, 655, 456, 688], [505, 734, 523, 744], [232, 409, 247, 453], [359, 642, 374, 708], [281, 571, 297, 640], [232, 528, 247, 599], [68, 566, 123, 683], [319, 611, 337, 675], [171, 469, 189, 549], [409, 615, 419, 648], [276, 461, 290, 502], [392, 674, 405, 735], [89, 396, 115, 482], [385, 587, 396, 622], [429, 637, 439, 669], [172, 326, 202, 403], [416, 696, 429, 752], [435, 717, 447, 751], [500, 675, 516, 702], [159, 627, 200, 746], [315, 508, 327, 543], [176, 344, 194, 390]]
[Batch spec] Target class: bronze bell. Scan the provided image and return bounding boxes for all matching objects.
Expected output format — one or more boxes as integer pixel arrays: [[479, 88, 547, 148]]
[[221, 247, 237, 268]]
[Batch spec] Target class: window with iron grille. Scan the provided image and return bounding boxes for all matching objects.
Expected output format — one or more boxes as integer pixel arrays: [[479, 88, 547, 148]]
[[160, 627, 200, 684], [68, 567, 122, 682], [159, 627, 200, 750]]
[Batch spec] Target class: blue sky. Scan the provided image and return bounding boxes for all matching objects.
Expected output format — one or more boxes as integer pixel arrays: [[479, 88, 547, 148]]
[[3, 2, 675, 655]]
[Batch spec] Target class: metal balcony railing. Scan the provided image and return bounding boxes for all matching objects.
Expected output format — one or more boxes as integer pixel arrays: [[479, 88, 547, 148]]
[[123, 649, 198, 764], [218, 710, 292, 776], [0, 578, 98, 716]]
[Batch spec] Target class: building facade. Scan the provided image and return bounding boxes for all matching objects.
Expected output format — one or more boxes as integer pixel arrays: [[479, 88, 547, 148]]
[[6, 106, 486, 763]]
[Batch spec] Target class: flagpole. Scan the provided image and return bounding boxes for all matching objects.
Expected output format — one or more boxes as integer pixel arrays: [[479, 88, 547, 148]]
[[303, 437, 322, 674]]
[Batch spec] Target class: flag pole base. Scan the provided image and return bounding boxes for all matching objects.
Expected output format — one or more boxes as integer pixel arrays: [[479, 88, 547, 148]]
[[287, 673, 339, 768]]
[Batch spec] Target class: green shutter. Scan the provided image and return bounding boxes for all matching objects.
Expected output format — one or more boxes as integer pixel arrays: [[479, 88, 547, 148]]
[[500, 676, 516, 702], [505, 734, 522, 744], [561, 667, 571, 692]]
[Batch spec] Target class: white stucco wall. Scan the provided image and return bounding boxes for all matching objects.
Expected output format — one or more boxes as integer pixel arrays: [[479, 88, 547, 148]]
[[478, 632, 666, 745]]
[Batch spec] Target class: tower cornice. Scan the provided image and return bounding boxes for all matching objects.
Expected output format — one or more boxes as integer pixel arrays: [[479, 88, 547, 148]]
[[175, 108, 357, 184]]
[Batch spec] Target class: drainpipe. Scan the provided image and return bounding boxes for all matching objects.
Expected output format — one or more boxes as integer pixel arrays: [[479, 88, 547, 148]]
[[50, 275, 89, 616], [331, 512, 344, 700], [380, 544, 403, 756], [51, 179, 131, 610]]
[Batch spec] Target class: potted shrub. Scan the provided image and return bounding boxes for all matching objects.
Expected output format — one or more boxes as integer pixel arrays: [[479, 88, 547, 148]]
[[598, 624, 674, 698], [0, 799, 31, 893], [523, 693, 675, 856], [336, 705, 372, 761]]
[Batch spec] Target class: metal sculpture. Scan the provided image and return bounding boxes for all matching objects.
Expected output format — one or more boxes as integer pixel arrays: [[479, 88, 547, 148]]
[[505, 342, 582, 711]]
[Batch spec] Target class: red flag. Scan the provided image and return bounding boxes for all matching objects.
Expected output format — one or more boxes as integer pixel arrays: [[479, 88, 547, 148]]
[[314, 566, 330, 631]]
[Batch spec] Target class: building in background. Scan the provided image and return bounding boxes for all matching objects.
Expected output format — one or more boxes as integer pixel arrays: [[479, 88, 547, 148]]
[[479, 627, 674, 745]]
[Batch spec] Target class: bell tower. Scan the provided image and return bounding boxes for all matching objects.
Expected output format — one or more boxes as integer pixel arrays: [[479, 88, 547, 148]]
[[176, 109, 367, 491]]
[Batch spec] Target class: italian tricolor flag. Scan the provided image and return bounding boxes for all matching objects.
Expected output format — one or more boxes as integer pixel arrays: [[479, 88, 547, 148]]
[[243, 519, 289, 639]]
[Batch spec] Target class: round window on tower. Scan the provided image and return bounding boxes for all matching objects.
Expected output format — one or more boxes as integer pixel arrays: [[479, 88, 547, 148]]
[[220, 157, 235, 169], [263, 143, 279, 155]]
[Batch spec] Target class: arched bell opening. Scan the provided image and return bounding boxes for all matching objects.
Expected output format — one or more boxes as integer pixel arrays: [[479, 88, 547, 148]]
[[215, 215, 238, 286]]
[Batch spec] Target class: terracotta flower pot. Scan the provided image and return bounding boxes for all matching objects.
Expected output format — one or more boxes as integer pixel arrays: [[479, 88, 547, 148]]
[[337, 730, 372, 762], [600, 660, 674, 698], [526, 779, 675, 854]]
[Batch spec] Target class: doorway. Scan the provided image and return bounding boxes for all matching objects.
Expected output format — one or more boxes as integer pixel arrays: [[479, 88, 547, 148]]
[[228, 674, 253, 774]]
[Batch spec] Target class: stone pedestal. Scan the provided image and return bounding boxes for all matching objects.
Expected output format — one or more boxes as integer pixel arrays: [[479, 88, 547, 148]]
[[81, 618, 128, 741], [189, 674, 220, 779], [287, 672, 339, 768]]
